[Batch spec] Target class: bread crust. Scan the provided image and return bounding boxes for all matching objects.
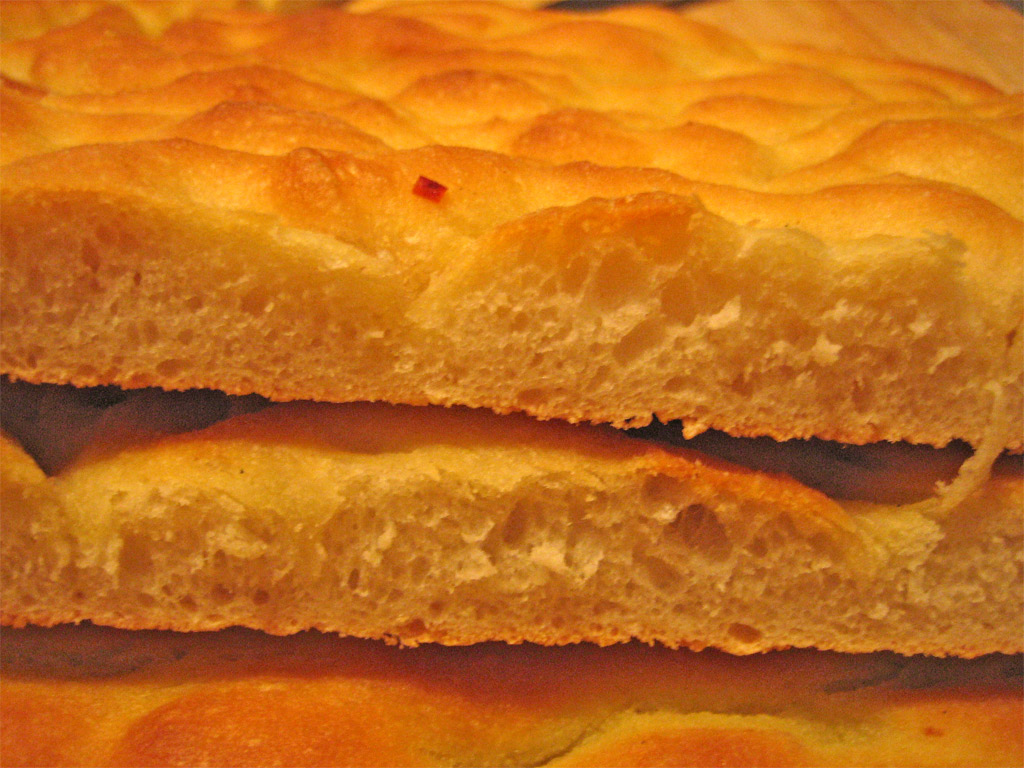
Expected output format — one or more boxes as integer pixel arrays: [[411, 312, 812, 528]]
[[2, 623, 1022, 767], [3, 383, 1021, 656], [1, 8, 1022, 761], [1, 0, 1020, 448]]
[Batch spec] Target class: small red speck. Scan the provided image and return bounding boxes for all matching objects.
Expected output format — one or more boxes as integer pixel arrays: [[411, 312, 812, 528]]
[[413, 175, 447, 201], [923, 726, 944, 737]]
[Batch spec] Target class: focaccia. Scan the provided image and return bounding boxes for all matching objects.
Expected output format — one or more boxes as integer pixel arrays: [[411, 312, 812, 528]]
[[2, 623, 1022, 767], [1, 0, 1020, 450], [1, 0, 1022, 657], [2, 380, 1021, 655]]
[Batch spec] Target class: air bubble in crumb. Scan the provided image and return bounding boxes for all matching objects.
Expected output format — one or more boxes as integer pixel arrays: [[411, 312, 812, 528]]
[[727, 622, 762, 644]]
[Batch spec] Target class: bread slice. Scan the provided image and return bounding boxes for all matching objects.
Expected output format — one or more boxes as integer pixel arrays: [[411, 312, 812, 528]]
[[1, 0, 1021, 663], [2, 623, 1022, 767], [1, 0, 1020, 449], [2, 382, 1020, 656]]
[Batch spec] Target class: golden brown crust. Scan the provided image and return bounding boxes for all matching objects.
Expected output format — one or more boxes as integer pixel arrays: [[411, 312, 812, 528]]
[[1, 0, 1020, 448], [1, 623, 1021, 767]]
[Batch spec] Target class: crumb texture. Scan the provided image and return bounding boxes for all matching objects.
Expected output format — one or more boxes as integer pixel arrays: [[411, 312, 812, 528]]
[[0, 0, 1021, 448], [2, 384, 1021, 656]]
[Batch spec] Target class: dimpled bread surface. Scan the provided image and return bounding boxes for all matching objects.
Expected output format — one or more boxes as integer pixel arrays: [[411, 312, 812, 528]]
[[2, 623, 1022, 768], [0, 0, 1020, 449]]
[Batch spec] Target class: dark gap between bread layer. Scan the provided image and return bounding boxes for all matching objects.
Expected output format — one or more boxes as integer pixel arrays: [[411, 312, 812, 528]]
[[1, 378, 1019, 505]]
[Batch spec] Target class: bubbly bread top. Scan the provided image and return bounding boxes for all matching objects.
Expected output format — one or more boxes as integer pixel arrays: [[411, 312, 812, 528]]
[[3, 624, 1022, 767], [1, 0, 1021, 448]]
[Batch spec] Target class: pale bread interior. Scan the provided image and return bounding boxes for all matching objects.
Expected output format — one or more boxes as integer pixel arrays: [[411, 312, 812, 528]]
[[3, 382, 1020, 656], [1, 0, 1021, 449]]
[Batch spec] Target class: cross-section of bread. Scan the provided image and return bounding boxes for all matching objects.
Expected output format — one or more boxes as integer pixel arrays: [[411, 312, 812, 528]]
[[1, 0, 1020, 449], [2, 624, 1022, 767], [1, 0, 1022, 665], [2, 382, 1021, 656]]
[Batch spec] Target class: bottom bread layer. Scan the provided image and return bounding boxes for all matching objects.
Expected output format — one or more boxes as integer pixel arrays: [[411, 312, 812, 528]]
[[1, 624, 1022, 767], [2, 383, 1022, 655]]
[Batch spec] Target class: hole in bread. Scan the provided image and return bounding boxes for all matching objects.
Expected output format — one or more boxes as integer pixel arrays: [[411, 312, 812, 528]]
[[591, 249, 642, 309], [808, 531, 839, 565], [613, 318, 666, 364], [665, 375, 686, 392], [347, 567, 361, 591], [240, 288, 270, 316], [591, 363, 611, 385], [155, 359, 183, 378], [670, 503, 732, 562], [729, 372, 753, 397], [75, 364, 98, 379], [501, 505, 529, 547], [509, 311, 529, 333], [727, 622, 763, 644], [636, 552, 678, 592], [409, 556, 430, 582], [562, 255, 588, 293], [402, 618, 427, 636], [118, 534, 152, 577], [517, 388, 548, 409], [211, 584, 233, 605], [642, 474, 682, 506], [660, 274, 698, 325], [141, 320, 159, 345]]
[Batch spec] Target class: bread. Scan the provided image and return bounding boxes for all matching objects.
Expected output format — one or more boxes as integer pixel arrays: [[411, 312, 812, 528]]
[[2, 380, 1022, 655], [1, 0, 1022, 655], [1, 0, 1020, 450], [2, 623, 1022, 767]]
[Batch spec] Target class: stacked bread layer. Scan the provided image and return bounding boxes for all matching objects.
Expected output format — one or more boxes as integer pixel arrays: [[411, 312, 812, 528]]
[[2, 382, 1021, 655], [1, 0, 1021, 660], [1, 0, 1020, 449], [3, 623, 1022, 767]]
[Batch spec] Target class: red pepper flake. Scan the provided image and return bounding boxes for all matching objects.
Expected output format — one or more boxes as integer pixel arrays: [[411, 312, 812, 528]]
[[413, 175, 447, 202]]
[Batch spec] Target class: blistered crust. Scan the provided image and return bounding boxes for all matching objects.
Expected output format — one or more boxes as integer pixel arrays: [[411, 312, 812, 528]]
[[1, 1, 1021, 448], [1, 624, 1022, 767]]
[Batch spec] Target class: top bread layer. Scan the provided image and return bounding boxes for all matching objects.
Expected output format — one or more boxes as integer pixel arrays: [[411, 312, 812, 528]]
[[1, 1, 1021, 449]]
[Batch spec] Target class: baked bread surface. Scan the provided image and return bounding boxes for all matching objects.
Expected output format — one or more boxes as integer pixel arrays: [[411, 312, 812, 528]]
[[1, 0, 1021, 448], [2, 623, 1022, 768]]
